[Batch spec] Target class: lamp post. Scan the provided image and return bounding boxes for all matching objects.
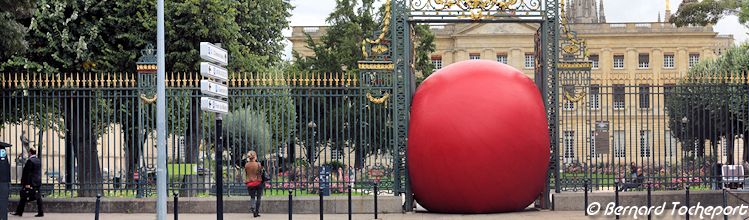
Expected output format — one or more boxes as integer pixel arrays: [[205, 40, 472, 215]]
[[681, 117, 690, 158]]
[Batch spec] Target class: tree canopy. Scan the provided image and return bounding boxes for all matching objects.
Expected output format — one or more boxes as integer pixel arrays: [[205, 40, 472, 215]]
[[666, 44, 749, 164], [1, 0, 293, 73], [670, 0, 749, 27]]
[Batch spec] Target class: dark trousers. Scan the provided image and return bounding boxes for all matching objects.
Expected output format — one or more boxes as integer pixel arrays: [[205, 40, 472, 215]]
[[15, 187, 43, 215], [248, 186, 262, 215]]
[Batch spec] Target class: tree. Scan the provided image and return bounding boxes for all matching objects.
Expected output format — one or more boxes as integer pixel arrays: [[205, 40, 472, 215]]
[[670, 0, 749, 27], [0, 0, 35, 61], [0, 0, 293, 196], [666, 44, 749, 165], [413, 24, 436, 84]]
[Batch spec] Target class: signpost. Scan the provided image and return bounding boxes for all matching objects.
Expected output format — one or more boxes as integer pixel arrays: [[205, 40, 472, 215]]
[[199, 42, 229, 220]]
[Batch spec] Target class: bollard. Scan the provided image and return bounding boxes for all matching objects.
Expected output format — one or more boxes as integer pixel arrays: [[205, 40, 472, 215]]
[[584, 179, 589, 216], [723, 189, 728, 220], [685, 186, 690, 220], [288, 190, 293, 220], [614, 182, 619, 220], [647, 185, 652, 220], [374, 183, 378, 220], [319, 191, 324, 220], [174, 192, 179, 220], [348, 184, 352, 220], [95, 194, 102, 220]]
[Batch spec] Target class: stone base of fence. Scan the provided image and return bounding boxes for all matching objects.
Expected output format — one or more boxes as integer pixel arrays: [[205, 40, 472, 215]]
[[553, 190, 749, 211], [7, 196, 402, 214]]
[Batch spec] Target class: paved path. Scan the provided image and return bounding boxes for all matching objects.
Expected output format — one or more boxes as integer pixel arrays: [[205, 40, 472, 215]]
[[7, 211, 749, 220]]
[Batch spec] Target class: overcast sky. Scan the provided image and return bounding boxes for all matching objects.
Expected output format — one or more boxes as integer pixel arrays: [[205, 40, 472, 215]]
[[282, 0, 749, 59]]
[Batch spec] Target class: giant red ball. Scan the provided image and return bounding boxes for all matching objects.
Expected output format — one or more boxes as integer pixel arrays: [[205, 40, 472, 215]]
[[407, 60, 550, 213]]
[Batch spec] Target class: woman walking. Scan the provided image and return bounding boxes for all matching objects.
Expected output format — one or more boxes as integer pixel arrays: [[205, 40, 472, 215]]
[[244, 151, 263, 217]]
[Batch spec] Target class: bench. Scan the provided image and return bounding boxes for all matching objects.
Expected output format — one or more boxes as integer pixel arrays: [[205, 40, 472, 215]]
[[722, 165, 745, 189]]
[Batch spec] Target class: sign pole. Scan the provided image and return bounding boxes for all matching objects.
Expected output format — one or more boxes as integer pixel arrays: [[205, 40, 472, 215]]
[[198, 41, 229, 220], [215, 115, 223, 220], [156, 0, 167, 219]]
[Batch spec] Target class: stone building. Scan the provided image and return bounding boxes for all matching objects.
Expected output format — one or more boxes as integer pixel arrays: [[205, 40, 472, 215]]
[[289, 1, 738, 166]]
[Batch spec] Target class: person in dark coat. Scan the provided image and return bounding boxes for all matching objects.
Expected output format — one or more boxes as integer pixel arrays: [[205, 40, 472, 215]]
[[12, 147, 43, 217]]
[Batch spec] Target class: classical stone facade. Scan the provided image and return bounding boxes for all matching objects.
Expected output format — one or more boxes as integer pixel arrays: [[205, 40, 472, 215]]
[[289, 2, 738, 166]]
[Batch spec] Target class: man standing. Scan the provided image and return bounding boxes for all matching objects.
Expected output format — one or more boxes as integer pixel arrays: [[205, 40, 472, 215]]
[[12, 148, 43, 217]]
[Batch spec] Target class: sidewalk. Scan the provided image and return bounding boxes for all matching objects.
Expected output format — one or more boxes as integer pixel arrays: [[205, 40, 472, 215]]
[[8, 211, 748, 220]]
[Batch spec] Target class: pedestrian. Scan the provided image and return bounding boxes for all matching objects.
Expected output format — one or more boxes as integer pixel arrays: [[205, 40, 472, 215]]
[[244, 151, 262, 218], [12, 147, 43, 217]]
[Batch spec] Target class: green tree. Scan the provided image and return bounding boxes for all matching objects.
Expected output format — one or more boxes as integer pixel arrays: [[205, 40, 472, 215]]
[[666, 45, 749, 165], [0, 0, 293, 196], [670, 0, 749, 27], [413, 24, 436, 84], [0, 0, 35, 61]]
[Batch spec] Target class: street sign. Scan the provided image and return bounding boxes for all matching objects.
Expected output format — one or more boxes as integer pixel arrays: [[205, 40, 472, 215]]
[[200, 62, 228, 82], [200, 80, 228, 98], [200, 97, 228, 114], [200, 42, 228, 66]]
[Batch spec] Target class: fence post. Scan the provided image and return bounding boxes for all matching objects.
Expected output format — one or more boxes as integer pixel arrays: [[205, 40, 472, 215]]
[[288, 190, 293, 220], [374, 182, 378, 219], [174, 192, 179, 220], [614, 182, 619, 220], [647, 184, 651, 220], [319, 190, 324, 220], [95, 194, 102, 220], [348, 184, 352, 220], [723, 189, 728, 220], [685, 186, 690, 220], [584, 179, 588, 216]]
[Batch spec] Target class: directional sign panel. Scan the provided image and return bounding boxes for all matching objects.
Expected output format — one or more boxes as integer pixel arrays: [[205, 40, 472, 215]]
[[201, 80, 228, 98], [199, 42, 228, 66], [200, 97, 228, 114], [200, 62, 228, 82]]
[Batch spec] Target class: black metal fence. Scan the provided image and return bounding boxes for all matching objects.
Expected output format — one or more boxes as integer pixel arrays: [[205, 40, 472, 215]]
[[555, 73, 749, 192], [0, 72, 396, 197]]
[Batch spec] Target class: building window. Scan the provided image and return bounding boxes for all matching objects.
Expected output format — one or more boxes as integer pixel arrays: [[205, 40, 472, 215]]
[[564, 131, 575, 160], [689, 53, 700, 68], [589, 54, 599, 69], [496, 54, 508, 64], [665, 130, 676, 157], [613, 84, 625, 110], [331, 148, 344, 160], [589, 84, 600, 110], [639, 84, 650, 109], [431, 56, 442, 70], [525, 54, 535, 69], [613, 55, 625, 69], [590, 131, 597, 156], [469, 53, 481, 60], [614, 130, 626, 157], [640, 130, 650, 157], [664, 84, 675, 111], [663, 54, 675, 68], [638, 53, 650, 69]]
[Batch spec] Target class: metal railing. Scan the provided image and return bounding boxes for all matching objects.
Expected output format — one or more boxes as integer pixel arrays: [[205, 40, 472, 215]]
[[555, 73, 749, 192], [0, 72, 396, 197]]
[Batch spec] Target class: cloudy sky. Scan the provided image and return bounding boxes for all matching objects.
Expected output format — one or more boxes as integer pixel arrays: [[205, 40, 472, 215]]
[[282, 0, 749, 59]]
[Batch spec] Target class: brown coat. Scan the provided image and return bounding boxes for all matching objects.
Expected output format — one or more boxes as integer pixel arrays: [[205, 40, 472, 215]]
[[244, 161, 262, 182]]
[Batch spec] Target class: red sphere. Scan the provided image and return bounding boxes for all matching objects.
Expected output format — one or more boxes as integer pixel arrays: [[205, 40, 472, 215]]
[[408, 60, 550, 213]]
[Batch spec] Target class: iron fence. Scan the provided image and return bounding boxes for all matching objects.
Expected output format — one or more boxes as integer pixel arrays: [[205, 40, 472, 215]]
[[555, 73, 749, 192], [0, 72, 396, 198]]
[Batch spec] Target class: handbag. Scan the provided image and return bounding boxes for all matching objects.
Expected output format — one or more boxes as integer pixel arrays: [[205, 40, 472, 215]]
[[261, 168, 271, 182], [21, 187, 37, 201]]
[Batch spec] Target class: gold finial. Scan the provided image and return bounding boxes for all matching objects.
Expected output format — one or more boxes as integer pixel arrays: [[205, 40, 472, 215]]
[[124, 72, 131, 87], [666, 0, 671, 12], [301, 71, 309, 86], [31, 73, 38, 88], [13, 72, 19, 87], [55, 74, 62, 88]]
